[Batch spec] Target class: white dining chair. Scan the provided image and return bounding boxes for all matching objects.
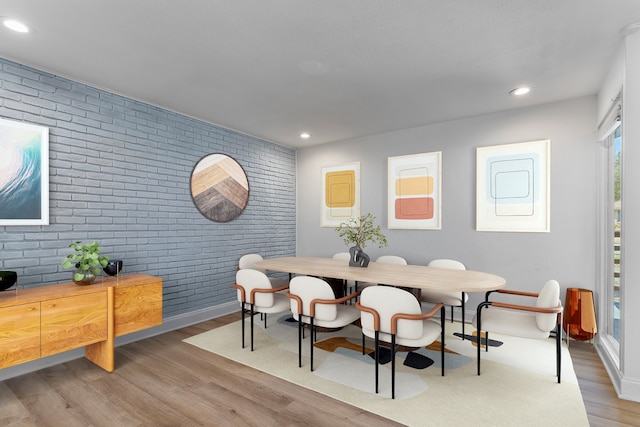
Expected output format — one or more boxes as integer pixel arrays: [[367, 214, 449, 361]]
[[286, 275, 360, 371], [420, 259, 469, 339], [356, 285, 445, 399], [239, 253, 289, 287], [357, 255, 408, 291], [333, 252, 357, 297], [233, 268, 290, 351], [473, 279, 564, 382]]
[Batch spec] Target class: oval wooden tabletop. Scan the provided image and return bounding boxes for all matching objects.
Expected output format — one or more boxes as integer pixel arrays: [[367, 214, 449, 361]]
[[255, 257, 506, 292]]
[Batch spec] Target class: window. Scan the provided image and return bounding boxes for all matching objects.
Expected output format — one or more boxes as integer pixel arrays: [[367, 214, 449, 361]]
[[612, 124, 622, 342], [598, 94, 622, 363]]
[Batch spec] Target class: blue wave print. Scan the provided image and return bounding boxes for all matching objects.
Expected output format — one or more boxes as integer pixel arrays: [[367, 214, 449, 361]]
[[0, 140, 42, 219]]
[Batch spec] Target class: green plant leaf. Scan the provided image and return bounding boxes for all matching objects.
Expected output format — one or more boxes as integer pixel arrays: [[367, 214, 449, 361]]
[[335, 213, 387, 249], [61, 240, 109, 275]]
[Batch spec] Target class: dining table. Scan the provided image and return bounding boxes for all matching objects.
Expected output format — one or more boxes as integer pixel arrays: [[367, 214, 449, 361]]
[[255, 256, 506, 293]]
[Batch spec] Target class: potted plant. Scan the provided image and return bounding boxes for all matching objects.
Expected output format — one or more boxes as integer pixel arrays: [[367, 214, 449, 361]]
[[335, 213, 388, 267], [61, 241, 110, 285]]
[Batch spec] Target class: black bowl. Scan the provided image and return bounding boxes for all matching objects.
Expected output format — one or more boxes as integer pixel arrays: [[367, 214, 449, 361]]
[[103, 260, 123, 276], [0, 271, 17, 291]]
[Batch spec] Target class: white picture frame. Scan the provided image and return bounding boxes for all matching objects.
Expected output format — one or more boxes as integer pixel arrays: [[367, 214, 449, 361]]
[[321, 162, 360, 227], [0, 118, 49, 226], [476, 140, 550, 232], [388, 151, 441, 230]]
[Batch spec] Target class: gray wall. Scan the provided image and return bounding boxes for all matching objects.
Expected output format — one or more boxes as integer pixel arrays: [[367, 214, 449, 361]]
[[0, 58, 296, 318], [297, 96, 598, 313]]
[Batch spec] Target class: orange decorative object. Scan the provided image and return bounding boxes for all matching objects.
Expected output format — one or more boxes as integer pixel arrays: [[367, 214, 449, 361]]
[[563, 288, 597, 341]]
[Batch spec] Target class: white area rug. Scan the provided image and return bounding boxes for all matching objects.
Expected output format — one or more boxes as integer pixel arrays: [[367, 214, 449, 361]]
[[184, 313, 589, 426]]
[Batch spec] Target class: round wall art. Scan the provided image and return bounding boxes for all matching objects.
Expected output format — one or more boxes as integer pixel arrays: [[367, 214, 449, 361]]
[[190, 153, 249, 222]]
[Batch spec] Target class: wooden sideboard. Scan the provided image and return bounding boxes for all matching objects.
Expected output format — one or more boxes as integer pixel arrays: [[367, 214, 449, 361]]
[[0, 274, 162, 372]]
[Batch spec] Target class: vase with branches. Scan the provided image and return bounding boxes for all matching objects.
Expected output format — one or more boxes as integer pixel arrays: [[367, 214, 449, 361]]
[[335, 213, 387, 267]]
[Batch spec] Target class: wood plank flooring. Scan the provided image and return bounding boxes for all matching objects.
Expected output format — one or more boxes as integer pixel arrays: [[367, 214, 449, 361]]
[[1, 313, 639, 426], [569, 340, 640, 427]]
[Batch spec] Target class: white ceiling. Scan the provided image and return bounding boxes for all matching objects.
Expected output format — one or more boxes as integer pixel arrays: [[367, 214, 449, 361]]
[[0, 1, 639, 148]]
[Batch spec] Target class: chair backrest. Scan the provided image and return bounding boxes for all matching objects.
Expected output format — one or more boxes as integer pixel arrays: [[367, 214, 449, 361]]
[[376, 255, 407, 265], [536, 280, 560, 331], [427, 259, 465, 270], [332, 252, 350, 261], [235, 268, 275, 307], [359, 286, 423, 339], [239, 253, 266, 272], [289, 275, 338, 321]]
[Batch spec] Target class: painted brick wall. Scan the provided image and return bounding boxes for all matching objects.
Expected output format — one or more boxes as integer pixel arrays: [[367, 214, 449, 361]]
[[0, 58, 296, 317]]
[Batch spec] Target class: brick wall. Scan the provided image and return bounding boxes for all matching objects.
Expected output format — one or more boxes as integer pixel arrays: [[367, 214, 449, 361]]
[[0, 58, 296, 317]]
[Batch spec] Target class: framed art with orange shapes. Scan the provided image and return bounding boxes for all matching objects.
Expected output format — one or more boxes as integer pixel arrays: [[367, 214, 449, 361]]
[[321, 162, 360, 227], [388, 151, 441, 230]]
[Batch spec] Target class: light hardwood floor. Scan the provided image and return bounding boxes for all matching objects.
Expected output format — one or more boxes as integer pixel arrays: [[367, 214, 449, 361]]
[[1, 313, 640, 426]]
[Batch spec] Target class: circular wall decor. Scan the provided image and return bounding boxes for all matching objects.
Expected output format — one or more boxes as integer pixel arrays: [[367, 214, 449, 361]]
[[190, 153, 249, 222]]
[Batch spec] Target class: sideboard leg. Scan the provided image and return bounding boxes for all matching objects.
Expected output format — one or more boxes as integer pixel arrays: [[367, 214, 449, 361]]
[[85, 286, 115, 372]]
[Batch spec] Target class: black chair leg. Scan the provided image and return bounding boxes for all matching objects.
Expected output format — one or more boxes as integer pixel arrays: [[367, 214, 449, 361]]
[[477, 332, 481, 376], [391, 334, 396, 399], [241, 303, 245, 348], [264, 313, 267, 328], [476, 305, 483, 375], [461, 294, 466, 339], [362, 333, 365, 354], [250, 304, 255, 351], [374, 331, 379, 394], [343, 280, 347, 303], [310, 318, 315, 371], [298, 318, 303, 368], [556, 323, 562, 383], [441, 305, 446, 376]]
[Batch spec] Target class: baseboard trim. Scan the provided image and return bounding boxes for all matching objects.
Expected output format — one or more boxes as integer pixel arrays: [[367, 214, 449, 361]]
[[0, 301, 238, 382]]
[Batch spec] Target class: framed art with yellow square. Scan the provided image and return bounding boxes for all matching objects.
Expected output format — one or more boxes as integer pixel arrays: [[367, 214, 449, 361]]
[[321, 162, 360, 227]]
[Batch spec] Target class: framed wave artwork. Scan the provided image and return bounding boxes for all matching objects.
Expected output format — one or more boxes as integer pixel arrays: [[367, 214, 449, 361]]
[[0, 118, 49, 226]]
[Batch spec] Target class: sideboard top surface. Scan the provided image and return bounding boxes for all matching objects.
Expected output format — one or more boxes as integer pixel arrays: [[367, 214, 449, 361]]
[[0, 274, 161, 308]]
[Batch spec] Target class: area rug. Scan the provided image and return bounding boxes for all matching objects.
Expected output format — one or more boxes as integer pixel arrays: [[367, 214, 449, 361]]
[[184, 312, 589, 426]]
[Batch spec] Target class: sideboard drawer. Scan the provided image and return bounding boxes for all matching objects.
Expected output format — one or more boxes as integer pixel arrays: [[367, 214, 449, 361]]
[[114, 280, 162, 337], [41, 292, 108, 357], [0, 302, 41, 369]]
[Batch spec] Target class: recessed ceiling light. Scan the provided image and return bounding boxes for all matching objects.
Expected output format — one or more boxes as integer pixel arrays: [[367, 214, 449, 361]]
[[2, 18, 30, 33], [300, 132, 311, 139], [510, 87, 531, 96]]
